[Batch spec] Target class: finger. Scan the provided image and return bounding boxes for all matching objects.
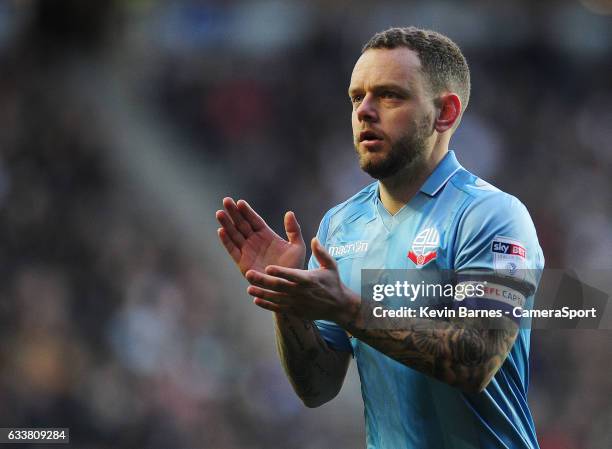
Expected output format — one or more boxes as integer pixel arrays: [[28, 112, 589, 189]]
[[223, 197, 253, 238], [247, 285, 288, 303], [217, 228, 241, 263], [245, 270, 298, 293], [237, 200, 267, 232], [253, 297, 292, 313], [284, 211, 305, 246], [312, 238, 337, 270], [265, 265, 310, 284], [216, 210, 245, 247]]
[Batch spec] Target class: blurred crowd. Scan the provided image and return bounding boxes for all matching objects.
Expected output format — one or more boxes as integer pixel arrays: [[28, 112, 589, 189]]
[[0, 1, 610, 448]]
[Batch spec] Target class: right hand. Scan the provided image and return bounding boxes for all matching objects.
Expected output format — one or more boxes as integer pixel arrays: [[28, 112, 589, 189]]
[[216, 198, 306, 275]]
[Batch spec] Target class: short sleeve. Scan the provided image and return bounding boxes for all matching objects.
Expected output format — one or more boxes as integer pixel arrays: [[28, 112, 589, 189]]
[[309, 212, 353, 354], [453, 192, 545, 315]]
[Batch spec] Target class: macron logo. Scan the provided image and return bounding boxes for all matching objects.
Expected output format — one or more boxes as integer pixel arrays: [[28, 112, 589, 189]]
[[328, 241, 369, 258]]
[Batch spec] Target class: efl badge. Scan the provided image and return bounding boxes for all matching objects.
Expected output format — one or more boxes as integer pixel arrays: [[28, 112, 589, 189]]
[[408, 227, 440, 267], [491, 235, 527, 280]]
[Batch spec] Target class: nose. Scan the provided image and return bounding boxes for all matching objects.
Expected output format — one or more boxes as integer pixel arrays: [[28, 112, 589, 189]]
[[355, 93, 379, 123]]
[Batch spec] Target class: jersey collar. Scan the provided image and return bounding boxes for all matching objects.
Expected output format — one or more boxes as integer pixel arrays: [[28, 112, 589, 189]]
[[419, 150, 462, 197], [372, 150, 463, 225]]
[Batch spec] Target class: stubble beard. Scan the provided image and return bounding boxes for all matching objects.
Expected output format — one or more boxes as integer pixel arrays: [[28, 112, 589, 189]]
[[354, 121, 431, 182]]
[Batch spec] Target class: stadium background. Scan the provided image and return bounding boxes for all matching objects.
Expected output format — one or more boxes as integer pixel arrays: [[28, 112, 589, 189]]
[[0, 0, 610, 448]]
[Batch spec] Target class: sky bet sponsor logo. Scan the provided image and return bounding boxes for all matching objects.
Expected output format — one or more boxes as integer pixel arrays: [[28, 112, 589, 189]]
[[491, 240, 526, 259]]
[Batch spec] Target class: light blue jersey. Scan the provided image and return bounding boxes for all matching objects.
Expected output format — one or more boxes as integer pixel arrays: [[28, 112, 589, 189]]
[[309, 151, 544, 449]]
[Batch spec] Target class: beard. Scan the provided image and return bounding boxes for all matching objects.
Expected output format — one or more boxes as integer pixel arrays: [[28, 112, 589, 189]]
[[354, 120, 431, 181]]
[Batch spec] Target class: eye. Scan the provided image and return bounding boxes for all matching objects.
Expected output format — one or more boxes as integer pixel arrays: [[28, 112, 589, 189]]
[[350, 94, 364, 105], [381, 91, 400, 99]]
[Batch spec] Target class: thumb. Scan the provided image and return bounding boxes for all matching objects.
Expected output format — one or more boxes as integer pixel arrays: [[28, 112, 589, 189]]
[[284, 211, 305, 246], [312, 238, 336, 270]]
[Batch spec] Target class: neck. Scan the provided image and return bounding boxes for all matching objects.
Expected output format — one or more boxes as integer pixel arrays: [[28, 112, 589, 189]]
[[378, 145, 448, 215]]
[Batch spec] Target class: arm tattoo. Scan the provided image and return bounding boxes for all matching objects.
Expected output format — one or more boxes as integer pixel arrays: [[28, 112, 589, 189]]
[[275, 313, 349, 404], [346, 313, 518, 392]]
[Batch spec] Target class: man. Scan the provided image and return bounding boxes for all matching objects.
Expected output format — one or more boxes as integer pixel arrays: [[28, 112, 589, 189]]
[[216, 27, 544, 449]]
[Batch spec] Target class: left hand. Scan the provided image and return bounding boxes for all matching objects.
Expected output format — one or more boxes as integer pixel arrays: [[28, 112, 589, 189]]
[[245, 238, 360, 325]]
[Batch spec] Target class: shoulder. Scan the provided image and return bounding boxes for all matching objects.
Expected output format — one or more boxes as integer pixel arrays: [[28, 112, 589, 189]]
[[448, 167, 544, 271], [449, 168, 534, 229]]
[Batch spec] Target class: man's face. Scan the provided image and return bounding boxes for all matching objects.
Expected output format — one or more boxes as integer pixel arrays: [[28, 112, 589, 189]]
[[349, 47, 435, 179]]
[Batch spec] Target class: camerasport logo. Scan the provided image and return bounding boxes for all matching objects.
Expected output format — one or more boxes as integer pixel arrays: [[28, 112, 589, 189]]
[[408, 227, 440, 267]]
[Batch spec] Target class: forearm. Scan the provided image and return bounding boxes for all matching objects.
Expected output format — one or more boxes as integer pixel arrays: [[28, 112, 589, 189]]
[[343, 299, 517, 393], [274, 312, 350, 407], [248, 254, 517, 393]]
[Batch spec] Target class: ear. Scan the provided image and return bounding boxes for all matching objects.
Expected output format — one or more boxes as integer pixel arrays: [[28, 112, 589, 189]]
[[434, 93, 462, 133]]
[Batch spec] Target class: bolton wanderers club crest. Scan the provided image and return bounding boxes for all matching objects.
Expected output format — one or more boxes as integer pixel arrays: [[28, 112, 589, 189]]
[[408, 227, 439, 267]]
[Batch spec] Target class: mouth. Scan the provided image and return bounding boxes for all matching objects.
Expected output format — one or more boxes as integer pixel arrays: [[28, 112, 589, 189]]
[[359, 130, 383, 143]]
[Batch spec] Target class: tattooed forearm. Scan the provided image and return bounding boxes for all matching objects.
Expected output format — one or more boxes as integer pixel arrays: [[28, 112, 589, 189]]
[[274, 313, 351, 407], [345, 314, 518, 393], [282, 315, 333, 376]]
